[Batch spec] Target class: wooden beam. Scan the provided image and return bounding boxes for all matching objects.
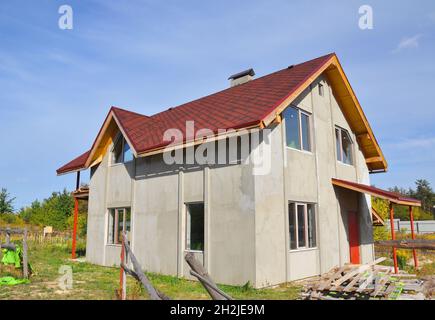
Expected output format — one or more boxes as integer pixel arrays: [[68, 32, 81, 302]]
[[389, 203, 398, 274], [366, 156, 383, 164], [375, 239, 435, 251]]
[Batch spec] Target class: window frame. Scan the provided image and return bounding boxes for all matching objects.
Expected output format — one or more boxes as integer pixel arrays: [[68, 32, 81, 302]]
[[284, 106, 312, 153], [185, 202, 205, 252], [288, 202, 317, 251], [111, 133, 134, 165], [107, 207, 131, 246], [335, 126, 354, 166], [318, 82, 324, 96]]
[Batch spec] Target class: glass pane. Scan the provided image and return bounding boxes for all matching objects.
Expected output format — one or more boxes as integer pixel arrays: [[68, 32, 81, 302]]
[[123, 140, 134, 162], [307, 204, 316, 248], [301, 113, 311, 151], [284, 107, 301, 150], [341, 131, 353, 165], [297, 205, 306, 247], [113, 135, 124, 164], [187, 203, 204, 251], [117, 209, 124, 244], [335, 128, 341, 161], [289, 203, 297, 250], [108, 209, 115, 244]]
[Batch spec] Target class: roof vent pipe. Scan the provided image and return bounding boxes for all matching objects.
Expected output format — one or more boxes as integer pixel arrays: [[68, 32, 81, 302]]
[[228, 68, 255, 87]]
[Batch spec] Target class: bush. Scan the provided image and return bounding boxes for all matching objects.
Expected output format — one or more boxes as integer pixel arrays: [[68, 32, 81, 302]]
[[373, 226, 389, 241]]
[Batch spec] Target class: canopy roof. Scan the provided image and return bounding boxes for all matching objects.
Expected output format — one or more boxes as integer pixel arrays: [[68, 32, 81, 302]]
[[57, 53, 387, 175], [332, 178, 421, 207]]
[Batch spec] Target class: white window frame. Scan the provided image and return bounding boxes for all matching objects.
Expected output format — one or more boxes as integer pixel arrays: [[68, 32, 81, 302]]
[[284, 106, 312, 153], [289, 202, 317, 251], [107, 207, 131, 246], [335, 126, 354, 166], [185, 202, 205, 253]]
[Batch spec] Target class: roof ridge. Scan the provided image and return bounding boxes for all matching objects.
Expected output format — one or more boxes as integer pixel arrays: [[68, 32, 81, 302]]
[[150, 53, 336, 118]]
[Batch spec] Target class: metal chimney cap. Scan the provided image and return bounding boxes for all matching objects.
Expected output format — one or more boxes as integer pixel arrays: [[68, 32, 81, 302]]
[[228, 68, 255, 80]]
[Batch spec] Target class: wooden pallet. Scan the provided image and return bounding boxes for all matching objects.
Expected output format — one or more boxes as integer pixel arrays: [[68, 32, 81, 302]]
[[302, 258, 426, 300]]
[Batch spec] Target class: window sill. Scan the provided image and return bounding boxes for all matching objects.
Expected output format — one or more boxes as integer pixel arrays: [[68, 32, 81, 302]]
[[106, 244, 122, 247], [109, 160, 134, 168], [337, 161, 354, 168], [185, 249, 204, 253], [289, 246, 318, 253], [285, 147, 313, 156]]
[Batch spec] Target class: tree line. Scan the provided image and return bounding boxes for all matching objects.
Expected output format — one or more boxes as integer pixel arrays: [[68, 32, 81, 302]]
[[0, 188, 87, 235]]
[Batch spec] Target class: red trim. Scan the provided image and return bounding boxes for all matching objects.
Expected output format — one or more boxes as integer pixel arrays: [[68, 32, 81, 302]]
[[348, 211, 360, 264], [389, 204, 398, 274], [409, 206, 419, 268]]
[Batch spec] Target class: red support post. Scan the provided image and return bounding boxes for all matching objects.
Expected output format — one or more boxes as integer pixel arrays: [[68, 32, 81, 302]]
[[71, 197, 79, 259], [389, 203, 398, 274], [409, 206, 419, 269]]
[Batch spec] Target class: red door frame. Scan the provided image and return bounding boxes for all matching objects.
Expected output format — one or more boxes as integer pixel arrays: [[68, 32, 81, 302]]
[[348, 211, 360, 264]]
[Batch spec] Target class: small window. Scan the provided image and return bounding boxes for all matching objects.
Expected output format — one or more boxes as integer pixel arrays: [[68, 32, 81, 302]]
[[186, 203, 204, 251], [318, 83, 324, 96], [112, 133, 134, 164], [335, 127, 353, 165], [283, 106, 311, 152], [108, 208, 131, 245], [289, 203, 316, 250]]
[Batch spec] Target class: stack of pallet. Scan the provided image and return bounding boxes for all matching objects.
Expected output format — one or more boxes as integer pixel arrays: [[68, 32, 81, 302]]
[[302, 258, 426, 300]]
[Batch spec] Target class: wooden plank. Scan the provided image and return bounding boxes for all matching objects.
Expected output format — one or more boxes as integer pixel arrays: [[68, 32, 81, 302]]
[[343, 272, 365, 293], [357, 270, 380, 293], [375, 239, 435, 250], [372, 270, 391, 297], [318, 266, 346, 291], [332, 257, 386, 288]]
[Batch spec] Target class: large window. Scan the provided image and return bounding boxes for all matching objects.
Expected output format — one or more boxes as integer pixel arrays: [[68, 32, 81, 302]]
[[112, 133, 134, 164], [186, 203, 205, 251], [283, 106, 311, 152], [108, 208, 131, 245], [289, 202, 316, 250], [335, 127, 353, 165]]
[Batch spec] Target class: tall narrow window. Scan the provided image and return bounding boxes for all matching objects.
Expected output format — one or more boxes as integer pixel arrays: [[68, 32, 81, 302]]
[[289, 202, 317, 250], [335, 127, 353, 165], [112, 133, 134, 164], [186, 203, 205, 251], [108, 208, 131, 245], [283, 106, 312, 152]]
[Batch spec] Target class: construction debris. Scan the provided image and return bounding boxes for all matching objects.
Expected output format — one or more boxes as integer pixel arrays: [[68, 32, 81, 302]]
[[302, 258, 430, 300]]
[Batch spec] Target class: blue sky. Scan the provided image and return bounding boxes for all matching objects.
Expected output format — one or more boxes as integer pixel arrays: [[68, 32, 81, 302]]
[[0, 0, 434, 209]]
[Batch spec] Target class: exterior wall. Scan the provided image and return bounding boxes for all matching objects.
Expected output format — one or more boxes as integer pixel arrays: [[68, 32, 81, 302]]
[[85, 74, 374, 288], [86, 139, 257, 286]]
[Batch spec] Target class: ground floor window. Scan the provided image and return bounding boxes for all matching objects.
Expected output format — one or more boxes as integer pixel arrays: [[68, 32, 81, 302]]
[[186, 202, 204, 251], [108, 207, 131, 245], [289, 202, 316, 250]]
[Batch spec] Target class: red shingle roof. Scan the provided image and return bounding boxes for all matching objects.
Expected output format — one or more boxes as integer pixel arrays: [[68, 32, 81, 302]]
[[57, 53, 336, 175]]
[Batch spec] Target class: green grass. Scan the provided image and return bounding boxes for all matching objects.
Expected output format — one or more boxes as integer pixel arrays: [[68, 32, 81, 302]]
[[0, 242, 301, 300]]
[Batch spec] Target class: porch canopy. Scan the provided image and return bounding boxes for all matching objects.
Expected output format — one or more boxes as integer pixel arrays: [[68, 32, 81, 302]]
[[332, 178, 421, 273]]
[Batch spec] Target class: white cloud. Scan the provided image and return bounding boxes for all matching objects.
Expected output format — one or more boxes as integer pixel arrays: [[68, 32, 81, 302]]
[[390, 137, 435, 149], [393, 34, 422, 53]]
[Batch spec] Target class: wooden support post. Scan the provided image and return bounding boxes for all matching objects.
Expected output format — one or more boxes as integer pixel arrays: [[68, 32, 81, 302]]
[[409, 206, 418, 268], [119, 233, 127, 300], [71, 197, 79, 259], [389, 203, 398, 274], [185, 252, 229, 300], [23, 228, 28, 279]]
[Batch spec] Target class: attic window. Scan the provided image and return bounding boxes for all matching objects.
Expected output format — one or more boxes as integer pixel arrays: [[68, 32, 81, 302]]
[[335, 127, 353, 165], [318, 83, 324, 96], [112, 133, 134, 164]]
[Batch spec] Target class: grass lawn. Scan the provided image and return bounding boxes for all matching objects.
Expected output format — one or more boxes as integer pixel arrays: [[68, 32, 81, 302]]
[[0, 242, 301, 300]]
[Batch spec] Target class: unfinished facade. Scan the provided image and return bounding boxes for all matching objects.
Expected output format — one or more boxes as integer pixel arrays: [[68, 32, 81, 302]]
[[57, 53, 388, 288]]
